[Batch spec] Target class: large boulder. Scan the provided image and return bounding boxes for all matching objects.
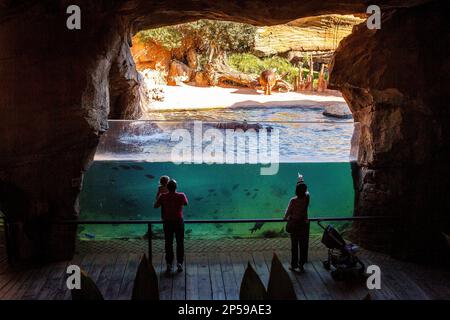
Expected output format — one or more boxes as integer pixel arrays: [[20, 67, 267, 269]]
[[167, 60, 194, 86], [254, 14, 365, 56], [322, 102, 352, 119], [130, 38, 171, 75], [329, 0, 450, 260], [108, 38, 144, 119]]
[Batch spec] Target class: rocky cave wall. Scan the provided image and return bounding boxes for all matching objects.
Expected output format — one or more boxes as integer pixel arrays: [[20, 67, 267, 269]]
[[0, 0, 446, 262], [0, 3, 135, 261], [329, 0, 450, 260]]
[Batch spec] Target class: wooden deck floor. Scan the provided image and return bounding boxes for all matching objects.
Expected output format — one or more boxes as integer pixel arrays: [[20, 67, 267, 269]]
[[1, 238, 449, 300]]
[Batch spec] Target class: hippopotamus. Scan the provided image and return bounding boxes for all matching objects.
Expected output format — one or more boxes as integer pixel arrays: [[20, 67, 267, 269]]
[[214, 120, 273, 132], [259, 69, 276, 95]]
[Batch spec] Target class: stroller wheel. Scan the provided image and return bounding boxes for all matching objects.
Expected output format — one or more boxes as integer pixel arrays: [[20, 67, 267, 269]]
[[323, 261, 331, 270]]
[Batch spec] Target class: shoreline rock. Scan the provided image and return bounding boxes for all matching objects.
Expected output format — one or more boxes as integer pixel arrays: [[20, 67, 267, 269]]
[[322, 102, 352, 119]]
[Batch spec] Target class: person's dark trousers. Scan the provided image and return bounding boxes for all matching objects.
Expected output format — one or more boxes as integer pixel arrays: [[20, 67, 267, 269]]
[[290, 222, 309, 268], [163, 220, 184, 265]]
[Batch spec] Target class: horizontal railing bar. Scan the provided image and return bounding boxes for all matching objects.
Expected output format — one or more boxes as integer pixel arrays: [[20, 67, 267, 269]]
[[107, 119, 354, 124], [39, 215, 394, 225]]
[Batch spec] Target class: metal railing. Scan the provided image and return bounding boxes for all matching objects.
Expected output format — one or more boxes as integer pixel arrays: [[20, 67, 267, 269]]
[[0, 213, 393, 263]]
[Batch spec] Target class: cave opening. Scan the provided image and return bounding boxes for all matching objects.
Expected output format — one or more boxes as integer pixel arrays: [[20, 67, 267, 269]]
[[78, 16, 363, 242], [0, 0, 448, 266]]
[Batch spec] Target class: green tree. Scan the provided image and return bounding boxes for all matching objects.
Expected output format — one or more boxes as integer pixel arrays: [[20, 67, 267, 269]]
[[135, 20, 256, 57]]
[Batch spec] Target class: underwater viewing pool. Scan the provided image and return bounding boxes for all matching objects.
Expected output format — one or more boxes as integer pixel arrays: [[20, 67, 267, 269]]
[[80, 162, 354, 239], [79, 106, 357, 240]]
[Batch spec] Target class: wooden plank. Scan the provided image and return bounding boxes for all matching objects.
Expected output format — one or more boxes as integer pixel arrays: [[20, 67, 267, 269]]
[[387, 258, 450, 300], [0, 270, 29, 299], [79, 253, 97, 275], [171, 263, 186, 300], [104, 253, 129, 300], [36, 260, 69, 300], [197, 253, 212, 300], [311, 260, 358, 300], [229, 252, 247, 290], [185, 253, 199, 300], [0, 272, 20, 297], [91, 254, 117, 298], [153, 252, 164, 299], [219, 252, 239, 300], [208, 253, 226, 300], [117, 253, 140, 300], [266, 250, 307, 300], [277, 250, 333, 300], [159, 254, 174, 300], [251, 251, 270, 287], [368, 257, 430, 300], [3, 269, 37, 300], [363, 256, 409, 300], [21, 264, 54, 300]]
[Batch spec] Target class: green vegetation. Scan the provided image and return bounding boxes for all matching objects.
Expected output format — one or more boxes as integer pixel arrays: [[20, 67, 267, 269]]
[[135, 20, 328, 86], [136, 20, 256, 55], [136, 27, 182, 50], [228, 53, 301, 83]]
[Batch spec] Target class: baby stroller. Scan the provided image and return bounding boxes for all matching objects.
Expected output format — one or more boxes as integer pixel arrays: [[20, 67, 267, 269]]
[[318, 220, 365, 280]]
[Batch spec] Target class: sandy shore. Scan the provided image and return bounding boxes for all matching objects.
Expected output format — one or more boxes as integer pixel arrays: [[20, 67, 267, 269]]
[[145, 84, 347, 111]]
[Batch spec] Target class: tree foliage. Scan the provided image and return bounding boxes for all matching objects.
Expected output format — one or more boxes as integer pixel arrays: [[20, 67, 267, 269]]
[[136, 20, 256, 55]]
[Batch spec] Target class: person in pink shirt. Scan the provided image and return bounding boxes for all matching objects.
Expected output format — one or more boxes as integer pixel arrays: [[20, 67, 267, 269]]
[[154, 179, 188, 273]]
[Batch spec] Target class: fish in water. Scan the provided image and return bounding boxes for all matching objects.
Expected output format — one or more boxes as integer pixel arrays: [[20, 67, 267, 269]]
[[232, 184, 240, 190], [83, 233, 96, 239], [252, 193, 257, 199], [246, 192, 251, 196], [186, 229, 192, 235], [249, 222, 264, 233], [254, 189, 259, 192], [130, 165, 144, 171], [208, 189, 215, 193], [195, 197, 203, 201], [213, 209, 218, 214], [119, 165, 130, 170], [145, 174, 155, 179]]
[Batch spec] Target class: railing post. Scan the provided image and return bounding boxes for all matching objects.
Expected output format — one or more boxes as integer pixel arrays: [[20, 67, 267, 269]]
[[147, 223, 152, 263]]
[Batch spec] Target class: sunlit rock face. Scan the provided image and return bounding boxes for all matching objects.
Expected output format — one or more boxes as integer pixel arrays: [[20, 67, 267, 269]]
[[329, 0, 450, 260], [0, 0, 442, 262], [109, 38, 144, 119], [254, 15, 365, 56]]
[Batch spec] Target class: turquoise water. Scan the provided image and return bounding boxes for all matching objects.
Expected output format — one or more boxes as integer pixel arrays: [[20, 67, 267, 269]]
[[79, 161, 354, 239], [79, 106, 356, 240]]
